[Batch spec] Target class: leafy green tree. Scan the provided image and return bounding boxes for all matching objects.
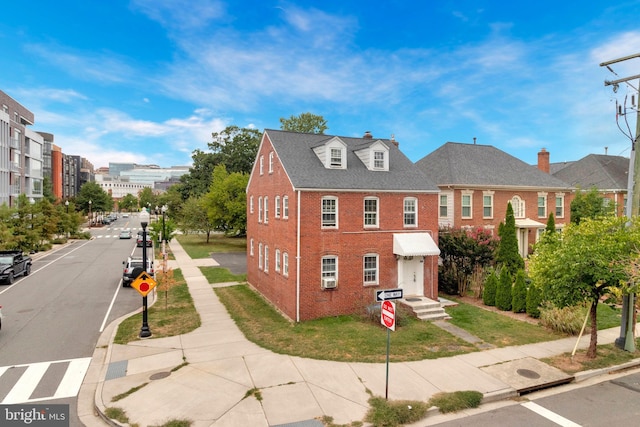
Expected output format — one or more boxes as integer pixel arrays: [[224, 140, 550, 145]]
[[570, 187, 613, 224], [482, 269, 498, 306], [119, 194, 138, 212], [179, 196, 216, 242], [512, 269, 527, 313], [138, 187, 156, 211], [529, 215, 640, 357], [209, 125, 261, 174], [204, 164, 249, 235], [496, 202, 524, 275], [176, 149, 219, 200], [495, 268, 513, 311], [77, 182, 112, 214], [280, 112, 328, 134]]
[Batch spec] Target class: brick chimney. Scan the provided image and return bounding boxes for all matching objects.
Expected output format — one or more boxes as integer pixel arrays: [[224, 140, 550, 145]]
[[390, 134, 399, 147], [363, 131, 372, 139], [538, 148, 550, 173]]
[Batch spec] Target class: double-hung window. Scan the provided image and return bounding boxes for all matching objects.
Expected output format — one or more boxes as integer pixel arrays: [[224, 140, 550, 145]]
[[283, 196, 289, 218], [404, 197, 417, 226], [462, 194, 472, 218], [275, 196, 281, 218], [322, 256, 338, 280], [322, 197, 338, 228], [363, 254, 378, 285], [439, 195, 448, 217], [483, 194, 493, 218], [364, 197, 378, 227], [538, 195, 547, 218]]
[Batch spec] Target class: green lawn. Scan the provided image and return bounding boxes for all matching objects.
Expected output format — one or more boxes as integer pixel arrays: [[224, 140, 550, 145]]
[[176, 233, 246, 258]]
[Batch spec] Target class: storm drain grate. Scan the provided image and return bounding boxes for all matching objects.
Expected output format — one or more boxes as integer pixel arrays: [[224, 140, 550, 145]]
[[517, 369, 541, 379], [105, 360, 128, 381], [150, 371, 171, 380]]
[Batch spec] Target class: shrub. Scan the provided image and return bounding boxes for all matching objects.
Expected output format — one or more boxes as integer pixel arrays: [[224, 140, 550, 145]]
[[482, 269, 497, 306], [428, 390, 483, 414], [526, 283, 543, 318], [511, 269, 527, 313], [539, 302, 587, 335], [495, 268, 512, 311], [365, 396, 429, 427]]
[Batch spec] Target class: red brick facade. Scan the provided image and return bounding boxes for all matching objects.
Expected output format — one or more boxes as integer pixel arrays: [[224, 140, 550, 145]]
[[247, 133, 440, 321]]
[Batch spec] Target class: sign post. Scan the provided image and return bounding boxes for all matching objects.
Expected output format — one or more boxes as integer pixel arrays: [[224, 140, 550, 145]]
[[380, 300, 396, 400]]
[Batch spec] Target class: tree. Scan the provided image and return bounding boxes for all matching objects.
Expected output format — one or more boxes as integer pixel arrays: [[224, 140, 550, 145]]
[[545, 212, 556, 233], [495, 268, 512, 311], [512, 269, 527, 313], [526, 283, 543, 318], [209, 125, 261, 174], [119, 194, 138, 212], [438, 226, 497, 296], [77, 182, 112, 213], [280, 112, 328, 134], [570, 187, 614, 224], [138, 187, 156, 211], [203, 164, 249, 235], [529, 215, 640, 358], [482, 269, 498, 306], [496, 202, 524, 275], [176, 149, 219, 200], [179, 196, 216, 242]]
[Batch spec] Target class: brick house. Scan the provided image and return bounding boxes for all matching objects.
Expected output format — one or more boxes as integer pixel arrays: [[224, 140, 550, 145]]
[[246, 130, 441, 321], [551, 153, 629, 216], [415, 143, 575, 257]]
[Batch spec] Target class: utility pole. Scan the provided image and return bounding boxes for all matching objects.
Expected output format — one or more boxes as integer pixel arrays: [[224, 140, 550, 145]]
[[601, 53, 640, 352]]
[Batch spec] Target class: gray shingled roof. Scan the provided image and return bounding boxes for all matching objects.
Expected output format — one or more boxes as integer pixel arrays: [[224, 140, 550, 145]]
[[415, 142, 573, 189], [264, 129, 439, 192], [552, 154, 629, 190]]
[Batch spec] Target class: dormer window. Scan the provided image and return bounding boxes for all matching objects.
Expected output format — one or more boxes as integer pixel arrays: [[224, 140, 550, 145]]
[[373, 151, 385, 169], [313, 137, 347, 169], [355, 140, 389, 171], [330, 148, 342, 167]]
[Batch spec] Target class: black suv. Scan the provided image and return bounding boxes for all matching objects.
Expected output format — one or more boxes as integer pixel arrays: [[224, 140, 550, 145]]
[[122, 257, 154, 287]]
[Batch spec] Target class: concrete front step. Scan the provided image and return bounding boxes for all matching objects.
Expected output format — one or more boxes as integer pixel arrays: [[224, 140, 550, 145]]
[[400, 296, 450, 321]]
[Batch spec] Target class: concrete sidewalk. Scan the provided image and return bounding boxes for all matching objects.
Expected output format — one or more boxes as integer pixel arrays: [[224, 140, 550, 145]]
[[79, 239, 640, 427]]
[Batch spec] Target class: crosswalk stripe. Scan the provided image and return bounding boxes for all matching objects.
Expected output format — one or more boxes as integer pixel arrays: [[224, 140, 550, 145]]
[[521, 402, 581, 427], [3, 362, 50, 404], [53, 357, 92, 399], [0, 357, 92, 404]]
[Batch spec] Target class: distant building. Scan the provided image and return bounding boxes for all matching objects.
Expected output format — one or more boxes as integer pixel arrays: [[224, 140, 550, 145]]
[[0, 90, 44, 206]]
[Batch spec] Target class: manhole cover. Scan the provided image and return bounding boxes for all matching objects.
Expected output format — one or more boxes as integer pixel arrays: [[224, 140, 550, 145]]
[[406, 298, 422, 302], [150, 372, 171, 380], [517, 369, 541, 379]]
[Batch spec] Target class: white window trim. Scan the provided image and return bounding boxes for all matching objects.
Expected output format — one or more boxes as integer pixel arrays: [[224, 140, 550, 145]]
[[275, 249, 281, 272], [283, 252, 289, 276], [322, 196, 338, 228], [259, 156, 264, 175], [258, 243, 263, 270], [555, 193, 565, 218], [275, 196, 281, 218], [364, 197, 379, 228], [264, 196, 269, 223], [258, 196, 263, 223], [538, 193, 547, 218], [283, 196, 289, 219], [482, 192, 494, 219], [511, 196, 525, 219], [462, 192, 473, 219], [321, 255, 338, 281], [269, 151, 274, 173], [404, 197, 418, 227], [363, 253, 379, 285], [250, 195, 254, 214], [250, 239, 254, 256], [439, 194, 448, 218], [264, 245, 269, 272]]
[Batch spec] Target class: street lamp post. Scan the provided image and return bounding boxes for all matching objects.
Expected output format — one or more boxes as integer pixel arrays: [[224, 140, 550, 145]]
[[139, 207, 152, 338], [65, 200, 69, 213], [88, 200, 92, 229]]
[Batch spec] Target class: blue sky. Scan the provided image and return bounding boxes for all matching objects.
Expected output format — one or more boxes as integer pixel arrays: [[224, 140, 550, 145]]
[[1, 1, 640, 169]]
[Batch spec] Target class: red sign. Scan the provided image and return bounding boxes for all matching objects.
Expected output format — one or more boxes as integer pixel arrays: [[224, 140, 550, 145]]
[[381, 300, 396, 331]]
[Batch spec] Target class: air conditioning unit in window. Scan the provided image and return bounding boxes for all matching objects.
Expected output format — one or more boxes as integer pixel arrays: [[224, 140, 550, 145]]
[[321, 278, 337, 289]]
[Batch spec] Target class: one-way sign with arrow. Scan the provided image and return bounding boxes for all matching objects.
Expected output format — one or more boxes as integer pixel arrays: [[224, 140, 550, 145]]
[[376, 289, 404, 302]]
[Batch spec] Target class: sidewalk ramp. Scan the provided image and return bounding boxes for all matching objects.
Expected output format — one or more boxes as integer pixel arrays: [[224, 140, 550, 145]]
[[481, 357, 574, 394]]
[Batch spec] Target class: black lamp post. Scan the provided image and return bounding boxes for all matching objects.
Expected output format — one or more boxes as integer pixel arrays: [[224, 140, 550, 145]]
[[65, 200, 69, 213], [161, 205, 167, 244], [139, 207, 152, 338], [88, 200, 92, 229]]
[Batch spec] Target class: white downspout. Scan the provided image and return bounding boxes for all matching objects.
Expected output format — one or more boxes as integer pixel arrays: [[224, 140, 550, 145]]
[[296, 190, 301, 322]]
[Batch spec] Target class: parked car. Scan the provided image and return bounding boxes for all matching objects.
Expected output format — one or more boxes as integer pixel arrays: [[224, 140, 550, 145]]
[[122, 213, 129, 218], [119, 229, 132, 239], [0, 251, 32, 284], [122, 257, 154, 287], [102, 217, 112, 225], [136, 231, 153, 247]]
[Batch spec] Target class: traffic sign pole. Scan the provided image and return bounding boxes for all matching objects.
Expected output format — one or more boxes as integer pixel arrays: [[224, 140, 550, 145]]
[[380, 300, 396, 400]]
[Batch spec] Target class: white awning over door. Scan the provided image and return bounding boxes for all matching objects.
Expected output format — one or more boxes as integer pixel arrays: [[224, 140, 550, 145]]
[[393, 233, 440, 257]]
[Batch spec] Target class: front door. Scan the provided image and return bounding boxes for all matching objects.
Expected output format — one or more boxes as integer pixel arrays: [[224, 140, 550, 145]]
[[397, 257, 424, 296]]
